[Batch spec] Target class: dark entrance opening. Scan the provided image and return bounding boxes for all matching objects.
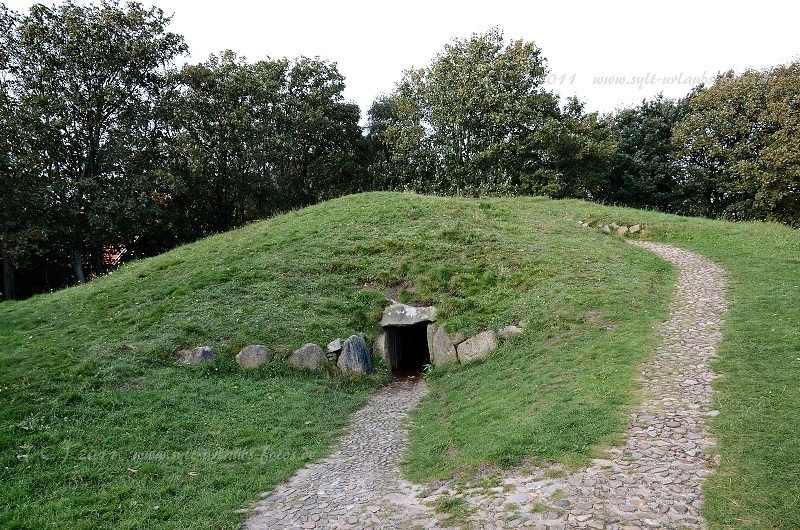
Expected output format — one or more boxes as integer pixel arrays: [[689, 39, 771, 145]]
[[386, 323, 430, 377]]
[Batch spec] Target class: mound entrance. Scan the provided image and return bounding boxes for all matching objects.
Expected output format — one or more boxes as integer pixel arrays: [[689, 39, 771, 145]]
[[375, 302, 509, 376], [379, 303, 436, 377], [384, 323, 431, 376]]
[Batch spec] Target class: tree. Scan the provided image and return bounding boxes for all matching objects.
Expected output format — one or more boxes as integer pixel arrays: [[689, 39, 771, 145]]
[[599, 94, 690, 211], [7, 0, 186, 284], [522, 96, 616, 199], [672, 66, 800, 225], [0, 5, 49, 301], [167, 51, 286, 237], [757, 62, 800, 225], [277, 56, 363, 205], [167, 52, 363, 238], [377, 28, 558, 195], [0, 4, 18, 300]]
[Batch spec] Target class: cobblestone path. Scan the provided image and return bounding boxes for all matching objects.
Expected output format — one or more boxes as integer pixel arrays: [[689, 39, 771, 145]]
[[244, 375, 438, 529], [244, 242, 728, 529]]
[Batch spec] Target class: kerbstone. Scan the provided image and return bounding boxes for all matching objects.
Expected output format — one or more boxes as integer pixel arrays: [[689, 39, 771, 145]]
[[337, 335, 373, 374], [456, 330, 498, 363], [287, 343, 327, 370]]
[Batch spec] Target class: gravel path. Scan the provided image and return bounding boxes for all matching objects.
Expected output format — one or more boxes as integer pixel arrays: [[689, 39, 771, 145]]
[[244, 375, 438, 529], [244, 242, 728, 529]]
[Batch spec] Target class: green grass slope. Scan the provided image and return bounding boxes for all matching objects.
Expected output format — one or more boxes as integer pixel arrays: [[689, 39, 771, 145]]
[[0, 192, 797, 529], [406, 199, 800, 530]]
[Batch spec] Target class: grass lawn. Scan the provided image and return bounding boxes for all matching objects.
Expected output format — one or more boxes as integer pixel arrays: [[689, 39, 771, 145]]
[[1, 192, 797, 529]]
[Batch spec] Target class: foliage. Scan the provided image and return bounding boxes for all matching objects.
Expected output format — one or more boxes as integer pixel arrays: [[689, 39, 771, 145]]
[[165, 51, 286, 236], [5, 0, 187, 285], [599, 94, 690, 210], [368, 29, 616, 201], [672, 65, 800, 225], [371, 28, 561, 195], [521, 96, 616, 199], [166, 51, 364, 240], [0, 2, 365, 300]]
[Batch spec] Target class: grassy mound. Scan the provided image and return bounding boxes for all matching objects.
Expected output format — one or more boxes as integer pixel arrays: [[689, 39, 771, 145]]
[[1, 192, 797, 529]]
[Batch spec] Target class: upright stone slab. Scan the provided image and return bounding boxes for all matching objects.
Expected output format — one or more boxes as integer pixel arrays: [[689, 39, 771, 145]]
[[427, 324, 458, 366], [337, 335, 373, 374], [287, 343, 327, 370], [373, 332, 388, 362], [326, 338, 342, 363], [456, 331, 498, 363]]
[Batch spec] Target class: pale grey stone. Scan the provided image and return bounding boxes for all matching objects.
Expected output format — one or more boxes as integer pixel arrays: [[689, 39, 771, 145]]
[[456, 330, 498, 363], [236, 345, 272, 368], [175, 346, 216, 365], [379, 303, 437, 327], [287, 343, 327, 370]]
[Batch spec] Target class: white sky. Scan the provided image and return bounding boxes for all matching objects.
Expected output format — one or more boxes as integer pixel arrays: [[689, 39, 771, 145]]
[[5, 0, 800, 122]]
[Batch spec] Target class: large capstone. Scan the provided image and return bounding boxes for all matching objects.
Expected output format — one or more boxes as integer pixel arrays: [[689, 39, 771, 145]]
[[337, 335, 373, 374], [380, 303, 437, 327]]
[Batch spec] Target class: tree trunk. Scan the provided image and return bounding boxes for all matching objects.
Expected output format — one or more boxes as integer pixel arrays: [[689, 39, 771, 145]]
[[2, 247, 16, 301], [95, 244, 105, 275], [74, 245, 85, 284]]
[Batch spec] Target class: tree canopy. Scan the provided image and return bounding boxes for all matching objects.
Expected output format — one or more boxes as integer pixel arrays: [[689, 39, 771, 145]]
[[5, 0, 187, 285], [165, 51, 363, 240], [672, 66, 800, 224], [368, 29, 615, 200], [370, 28, 559, 194]]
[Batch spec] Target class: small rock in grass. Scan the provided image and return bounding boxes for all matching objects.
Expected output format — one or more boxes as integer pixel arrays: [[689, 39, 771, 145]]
[[236, 345, 272, 368], [498, 325, 524, 340], [175, 346, 216, 365]]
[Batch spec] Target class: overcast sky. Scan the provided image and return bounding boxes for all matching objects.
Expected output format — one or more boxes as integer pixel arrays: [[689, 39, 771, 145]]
[[5, 0, 800, 121]]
